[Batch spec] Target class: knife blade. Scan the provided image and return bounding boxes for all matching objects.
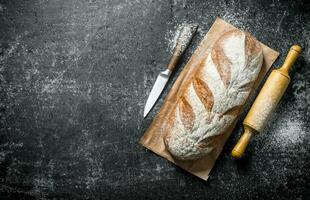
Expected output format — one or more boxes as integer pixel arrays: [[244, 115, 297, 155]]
[[144, 23, 198, 117]]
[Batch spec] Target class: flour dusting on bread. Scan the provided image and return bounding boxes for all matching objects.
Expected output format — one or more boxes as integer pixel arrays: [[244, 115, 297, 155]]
[[164, 30, 263, 160]]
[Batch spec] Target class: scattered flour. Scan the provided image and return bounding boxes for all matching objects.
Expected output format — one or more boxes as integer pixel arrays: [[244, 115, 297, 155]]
[[274, 119, 305, 147], [250, 100, 276, 132], [221, 12, 245, 28], [165, 23, 198, 54], [175, 23, 198, 55], [263, 107, 306, 151]]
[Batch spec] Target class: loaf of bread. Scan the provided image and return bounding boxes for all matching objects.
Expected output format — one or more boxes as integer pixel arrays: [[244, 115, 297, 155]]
[[164, 30, 263, 160]]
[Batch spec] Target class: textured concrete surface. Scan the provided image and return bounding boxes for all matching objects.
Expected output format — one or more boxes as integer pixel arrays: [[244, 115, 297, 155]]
[[0, 0, 309, 199]]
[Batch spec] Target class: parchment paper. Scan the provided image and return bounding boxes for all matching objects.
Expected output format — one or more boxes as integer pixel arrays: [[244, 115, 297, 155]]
[[139, 18, 279, 181]]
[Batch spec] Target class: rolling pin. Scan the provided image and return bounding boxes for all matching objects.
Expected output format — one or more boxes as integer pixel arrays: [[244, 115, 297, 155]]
[[231, 45, 302, 159]]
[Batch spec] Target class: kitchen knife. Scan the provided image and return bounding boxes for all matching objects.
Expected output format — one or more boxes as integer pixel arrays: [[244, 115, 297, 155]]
[[144, 23, 198, 117]]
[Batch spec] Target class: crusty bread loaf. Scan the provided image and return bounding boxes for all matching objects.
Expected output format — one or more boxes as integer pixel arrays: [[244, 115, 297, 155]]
[[164, 30, 263, 160]]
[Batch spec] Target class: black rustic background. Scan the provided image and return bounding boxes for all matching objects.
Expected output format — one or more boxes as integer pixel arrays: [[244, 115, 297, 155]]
[[0, 0, 309, 199]]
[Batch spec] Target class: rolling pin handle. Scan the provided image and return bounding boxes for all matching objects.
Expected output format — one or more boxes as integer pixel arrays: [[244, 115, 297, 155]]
[[279, 45, 302, 74], [231, 126, 255, 159]]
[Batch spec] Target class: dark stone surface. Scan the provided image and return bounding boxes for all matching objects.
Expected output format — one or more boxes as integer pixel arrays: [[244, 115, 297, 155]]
[[0, 0, 309, 199]]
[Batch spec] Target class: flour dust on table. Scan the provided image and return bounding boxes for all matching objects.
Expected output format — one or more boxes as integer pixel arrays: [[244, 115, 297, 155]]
[[262, 107, 306, 151]]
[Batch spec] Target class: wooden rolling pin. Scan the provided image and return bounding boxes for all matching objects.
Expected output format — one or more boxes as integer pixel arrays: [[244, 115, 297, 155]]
[[231, 45, 302, 159]]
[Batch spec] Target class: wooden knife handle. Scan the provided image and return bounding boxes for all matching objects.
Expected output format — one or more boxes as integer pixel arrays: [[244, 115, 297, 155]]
[[167, 46, 181, 71], [167, 23, 198, 72]]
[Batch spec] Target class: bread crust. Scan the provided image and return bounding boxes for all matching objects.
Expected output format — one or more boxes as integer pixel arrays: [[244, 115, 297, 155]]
[[164, 30, 263, 160]]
